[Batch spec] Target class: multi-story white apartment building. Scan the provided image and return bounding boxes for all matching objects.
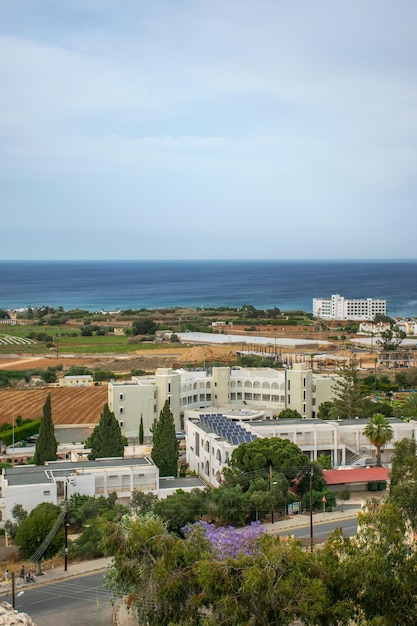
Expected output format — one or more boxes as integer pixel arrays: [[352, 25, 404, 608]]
[[313, 294, 386, 321], [108, 365, 342, 439]]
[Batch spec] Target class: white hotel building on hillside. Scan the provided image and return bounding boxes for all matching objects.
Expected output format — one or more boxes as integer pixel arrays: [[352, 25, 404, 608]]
[[108, 364, 342, 440], [313, 294, 386, 321]]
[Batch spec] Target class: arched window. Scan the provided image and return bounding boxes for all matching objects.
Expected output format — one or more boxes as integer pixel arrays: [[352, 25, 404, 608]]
[[216, 449, 222, 463]]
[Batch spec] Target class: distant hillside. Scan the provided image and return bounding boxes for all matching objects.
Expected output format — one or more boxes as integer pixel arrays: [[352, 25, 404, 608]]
[[0, 386, 107, 427]]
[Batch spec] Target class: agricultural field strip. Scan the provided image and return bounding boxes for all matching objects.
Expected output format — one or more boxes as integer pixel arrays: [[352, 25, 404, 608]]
[[0, 386, 108, 425], [0, 334, 35, 345]]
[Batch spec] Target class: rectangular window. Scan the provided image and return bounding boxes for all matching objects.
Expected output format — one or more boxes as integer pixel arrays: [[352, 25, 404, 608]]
[[168, 383, 171, 393], [287, 394, 291, 405], [119, 393, 124, 401], [119, 421, 124, 428], [119, 407, 124, 414], [43, 490, 50, 496], [287, 380, 291, 391]]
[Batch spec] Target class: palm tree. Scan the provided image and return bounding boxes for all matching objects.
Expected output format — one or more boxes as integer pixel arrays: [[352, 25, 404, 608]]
[[364, 413, 393, 467], [394, 393, 417, 420]]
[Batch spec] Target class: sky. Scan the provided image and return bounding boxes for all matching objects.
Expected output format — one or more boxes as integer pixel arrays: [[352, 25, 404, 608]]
[[1, 0, 417, 260]]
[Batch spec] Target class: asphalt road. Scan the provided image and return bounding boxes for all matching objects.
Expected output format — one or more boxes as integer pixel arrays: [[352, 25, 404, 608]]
[[275, 515, 358, 543], [1, 572, 113, 626]]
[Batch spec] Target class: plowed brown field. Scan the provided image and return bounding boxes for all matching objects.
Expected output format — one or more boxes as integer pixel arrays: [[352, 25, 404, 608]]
[[0, 386, 107, 426]]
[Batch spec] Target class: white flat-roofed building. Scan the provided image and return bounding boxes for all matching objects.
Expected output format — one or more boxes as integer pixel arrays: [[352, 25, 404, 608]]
[[59, 374, 94, 387], [186, 415, 417, 488], [313, 294, 386, 321], [186, 416, 343, 488], [0, 456, 159, 527]]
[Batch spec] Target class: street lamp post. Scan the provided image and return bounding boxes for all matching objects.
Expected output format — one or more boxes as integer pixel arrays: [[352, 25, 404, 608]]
[[309, 468, 314, 553], [64, 480, 69, 571], [12, 405, 15, 458]]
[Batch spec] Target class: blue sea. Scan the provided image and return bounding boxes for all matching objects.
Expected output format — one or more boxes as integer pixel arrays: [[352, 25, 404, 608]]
[[0, 260, 416, 317]]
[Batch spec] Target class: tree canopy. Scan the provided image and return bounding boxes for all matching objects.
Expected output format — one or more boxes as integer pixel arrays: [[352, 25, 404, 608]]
[[103, 504, 417, 626], [227, 437, 309, 479], [151, 400, 179, 477], [330, 361, 366, 419], [34, 393, 57, 465], [363, 413, 393, 466], [15, 502, 64, 565], [376, 324, 407, 350], [86, 403, 125, 460], [394, 393, 417, 419]]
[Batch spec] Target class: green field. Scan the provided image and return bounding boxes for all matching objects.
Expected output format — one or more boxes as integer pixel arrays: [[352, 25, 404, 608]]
[[0, 325, 167, 355]]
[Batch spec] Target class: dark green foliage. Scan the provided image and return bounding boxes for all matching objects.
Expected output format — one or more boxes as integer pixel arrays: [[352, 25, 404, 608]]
[[317, 400, 334, 419], [226, 437, 309, 482], [70, 521, 107, 559], [1, 419, 40, 446], [151, 400, 179, 477], [316, 453, 332, 469], [394, 393, 417, 419], [69, 493, 127, 559], [67, 365, 92, 376], [132, 318, 158, 336], [363, 413, 393, 466], [278, 408, 302, 419], [102, 514, 355, 626], [297, 463, 336, 510], [34, 394, 57, 464], [361, 399, 392, 417], [93, 369, 114, 381], [389, 438, 417, 532], [40, 368, 57, 383], [86, 403, 125, 460], [15, 502, 64, 561], [395, 368, 417, 389], [69, 492, 126, 532], [130, 490, 158, 515], [131, 368, 146, 376], [211, 485, 249, 526], [154, 489, 207, 535], [139, 415, 144, 444], [4, 504, 28, 540], [237, 355, 281, 368], [376, 324, 407, 350], [330, 361, 366, 419]]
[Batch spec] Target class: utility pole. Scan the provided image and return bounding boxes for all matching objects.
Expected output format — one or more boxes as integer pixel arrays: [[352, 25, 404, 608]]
[[309, 467, 314, 553], [64, 480, 69, 571]]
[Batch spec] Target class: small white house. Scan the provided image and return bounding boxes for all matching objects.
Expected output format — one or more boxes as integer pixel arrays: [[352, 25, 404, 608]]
[[59, 375, 94, 387]]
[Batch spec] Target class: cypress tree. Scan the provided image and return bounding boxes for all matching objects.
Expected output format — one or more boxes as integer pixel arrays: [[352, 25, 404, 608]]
[[139, 415, 144, 445], [151, 400, 179, 477], [87, 403, 125, 460], [34, 393, 57, 465]]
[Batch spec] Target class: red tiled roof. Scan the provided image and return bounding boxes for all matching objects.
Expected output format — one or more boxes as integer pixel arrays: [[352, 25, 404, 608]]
[[323, 467, 389, 486]]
